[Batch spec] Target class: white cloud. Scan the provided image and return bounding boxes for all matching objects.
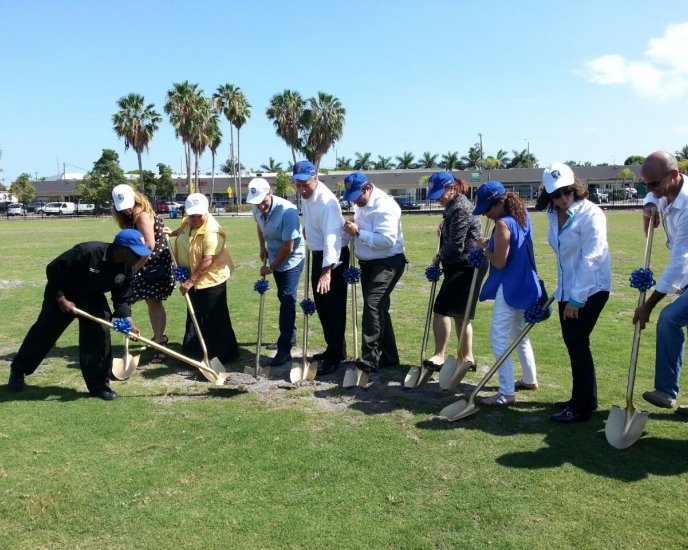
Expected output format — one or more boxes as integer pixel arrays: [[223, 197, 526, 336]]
[[582, 21, 688, 101]]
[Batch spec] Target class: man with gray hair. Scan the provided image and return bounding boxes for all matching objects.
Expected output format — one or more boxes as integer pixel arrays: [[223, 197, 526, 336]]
[[633, 151, 688, 416], [246, 177, 304, 367]]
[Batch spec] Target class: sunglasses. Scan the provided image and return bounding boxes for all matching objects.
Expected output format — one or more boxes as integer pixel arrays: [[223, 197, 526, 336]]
[[645, 170, 673, 189], [550, 187, 574, 199]]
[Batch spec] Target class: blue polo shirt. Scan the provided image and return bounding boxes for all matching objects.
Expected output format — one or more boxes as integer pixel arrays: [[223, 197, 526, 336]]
[[252, 195, 304, 271]]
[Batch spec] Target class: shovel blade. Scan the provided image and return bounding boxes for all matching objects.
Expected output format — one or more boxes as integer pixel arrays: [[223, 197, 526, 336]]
[[415, 367, 434, 388], [111, 357, 128, 380], [243, 365, 257, 377], [447, 359, 472, 388], [438, 356, 458, 390], [290, 361, 304, 383], [355, 369, 369, 388], [304, 360, 318, 381], [209, 358, 226, 374], [439, 398, 479, 421], [342, 365, 359, 388], [404, 367, 421, 388], [605, 405, 649, 449], [212, 373, 230, 386], [257, 366, 271, 379]]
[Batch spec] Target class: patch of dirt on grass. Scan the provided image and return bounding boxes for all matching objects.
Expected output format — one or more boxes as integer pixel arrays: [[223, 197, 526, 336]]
[[0, 279, 25, 290]]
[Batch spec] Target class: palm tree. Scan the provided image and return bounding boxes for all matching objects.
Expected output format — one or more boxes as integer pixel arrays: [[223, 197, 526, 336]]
[[214, 84, 243, 208], [353, 152, 372, 170], [395, 151, 415, 169], [508, 148, 538, 168], [188, 99, 217, 189], [373, 155, 394, 170], [461, 145, 483, 169], [260, 157, 283, 172], [336, 157, 353, 170], [227, 89, 251, 204], [439, 151, 464, 171], [112, 93, 161, 194], [265, 89, 305, 164], [417, 151, 438, 169], [675, 145, 688, 161], [301, 91, 346, 170], [494, 149, 510, 169], [165, 81, 203, 192]]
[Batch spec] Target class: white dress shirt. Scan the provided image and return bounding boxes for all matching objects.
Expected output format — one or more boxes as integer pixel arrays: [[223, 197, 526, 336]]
[[301, 181, 346, 268], [546, 199, 612, 306], [353, 186, 405, 261], [644, 176, 688, 295]]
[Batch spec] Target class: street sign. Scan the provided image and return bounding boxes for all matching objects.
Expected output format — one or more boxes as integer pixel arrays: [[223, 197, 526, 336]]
[[471, 172, 481, 183]]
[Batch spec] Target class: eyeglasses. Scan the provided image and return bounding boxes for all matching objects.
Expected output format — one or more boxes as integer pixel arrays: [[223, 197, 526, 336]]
[[645, 170, 673, 189], [550, 187, 574, 200]]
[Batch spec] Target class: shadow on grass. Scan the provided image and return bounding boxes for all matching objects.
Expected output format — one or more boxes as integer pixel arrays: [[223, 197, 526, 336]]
[[0, 384, 84, 402], [416, 406, 688, 481]]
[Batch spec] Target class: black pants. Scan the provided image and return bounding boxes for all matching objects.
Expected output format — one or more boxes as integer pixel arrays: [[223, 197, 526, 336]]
[[360, 253, 406, 368], [183, 281, 239, 364], [11, 290, 113, 393], [311, 247, 349, 364], [559, 290, 609, 413]]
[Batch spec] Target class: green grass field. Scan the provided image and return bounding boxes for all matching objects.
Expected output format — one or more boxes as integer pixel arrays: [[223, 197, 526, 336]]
[[1, 212, 687, 550]]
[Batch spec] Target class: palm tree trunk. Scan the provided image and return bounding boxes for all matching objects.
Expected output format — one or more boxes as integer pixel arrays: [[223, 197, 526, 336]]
[[194, 153, 200, 191], [185, 142, 192, 194], [137, 152, 145, 194], [210, 152, 216, 207], [229, 125, 238, 213], [237, 128, 241, 210]]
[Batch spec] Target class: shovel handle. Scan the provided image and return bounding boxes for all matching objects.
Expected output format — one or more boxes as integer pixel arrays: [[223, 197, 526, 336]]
[[72, 307, 219, 381], [302, 244, 311, 368], [256, 259, 268, 371], [350, 238, 359, 359], [164, 234, 212, 366], [468, 296, 556, 401], [625, 222, 656, 406]]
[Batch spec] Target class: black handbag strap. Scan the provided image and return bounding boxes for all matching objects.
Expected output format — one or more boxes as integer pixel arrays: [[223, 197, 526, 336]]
[[525, 226, 538, 274]]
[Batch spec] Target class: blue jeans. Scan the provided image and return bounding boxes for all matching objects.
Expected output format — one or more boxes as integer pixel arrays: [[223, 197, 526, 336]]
[[273, 261, 304, 355], [655, 291, 688, 398]]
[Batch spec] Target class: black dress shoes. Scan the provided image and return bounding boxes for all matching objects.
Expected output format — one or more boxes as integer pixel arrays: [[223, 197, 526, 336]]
[[317, 360, 341, 376], [91, 388, 118, 401], [354, 358, 376, 373], [550, 407, 591, 423], [8, 368, 25, 392]]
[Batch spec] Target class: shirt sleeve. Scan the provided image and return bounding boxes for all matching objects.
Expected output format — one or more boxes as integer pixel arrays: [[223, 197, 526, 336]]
[[357, 208, 400, 251], [569, 209, 608, 305], [657, 208, 688, 294], [321, 202, 343, 267], [281, 209, 301, 242], [440, 208, 470, 263]]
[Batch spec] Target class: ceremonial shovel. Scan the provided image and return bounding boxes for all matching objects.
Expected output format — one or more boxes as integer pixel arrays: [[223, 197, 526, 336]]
[[404, 236, 441, 389], [290, 245, 318, 382], [343, 240, 366, 388], [245, 260, 271, 378], [438, 296, 555, 421], [74, 308, 228, 385], [605, 223, 654, 449], [165, 235, 227, 381]]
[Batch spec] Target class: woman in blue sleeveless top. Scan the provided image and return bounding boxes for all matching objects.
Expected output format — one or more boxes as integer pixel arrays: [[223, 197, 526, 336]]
[[474, 182, 540, 406]]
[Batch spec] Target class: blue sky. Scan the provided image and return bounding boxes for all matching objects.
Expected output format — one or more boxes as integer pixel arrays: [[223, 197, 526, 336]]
[[2, 0, 687, 184]]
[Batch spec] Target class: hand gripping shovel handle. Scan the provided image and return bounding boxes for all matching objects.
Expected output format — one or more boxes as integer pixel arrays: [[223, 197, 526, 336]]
[[165, 234, 213, 367], [72, 307, 223, 383]]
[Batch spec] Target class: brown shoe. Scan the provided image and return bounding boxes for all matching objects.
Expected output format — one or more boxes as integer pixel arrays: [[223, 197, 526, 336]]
[[515, 379, 538, 390]]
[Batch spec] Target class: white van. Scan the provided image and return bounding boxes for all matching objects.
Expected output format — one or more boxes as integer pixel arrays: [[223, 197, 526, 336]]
[[42, 201, 76, 215]]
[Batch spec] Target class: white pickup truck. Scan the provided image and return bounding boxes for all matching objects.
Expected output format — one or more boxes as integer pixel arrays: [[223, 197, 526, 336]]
[[42, 201, 76, 215]]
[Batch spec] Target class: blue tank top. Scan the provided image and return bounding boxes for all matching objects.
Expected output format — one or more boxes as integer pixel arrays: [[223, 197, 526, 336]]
[[479, 214, 540, 309]]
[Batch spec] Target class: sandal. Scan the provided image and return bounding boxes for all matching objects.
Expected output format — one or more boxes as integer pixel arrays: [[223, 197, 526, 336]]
[[481, 393, 516, 406], [515, 379, 538, 390], [150, 335, 168, 364]]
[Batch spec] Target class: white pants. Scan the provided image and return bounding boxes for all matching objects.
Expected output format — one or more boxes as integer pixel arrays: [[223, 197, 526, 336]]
[[490, 286, 537, 396]]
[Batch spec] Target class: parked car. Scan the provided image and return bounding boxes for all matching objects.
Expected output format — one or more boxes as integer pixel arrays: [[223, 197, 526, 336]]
[[588, 189, 608, 204], [76, 202, 95, 215], [7, 203, 27, 216], [155, 201, 169, 214], [394, 197, 421, 210], [625, 186, 638, 199], [27, 201, 47, 213], [42, 201, 76, 215]]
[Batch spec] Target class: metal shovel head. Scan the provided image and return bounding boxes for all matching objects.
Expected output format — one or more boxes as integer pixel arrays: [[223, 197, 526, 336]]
[[342, 365, 359, 388], [111, 338, 140, 380], [414, 367, 434, 388], [304, 359, 318, 381], [438, 356, 458, 390], [438, 397, 479, 422], [243, 365, 257, 377], [447, 359, 473, 389], [404, 366, 421, 388], [290, 363, 304, 383], [605, 405, 650, 449]]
